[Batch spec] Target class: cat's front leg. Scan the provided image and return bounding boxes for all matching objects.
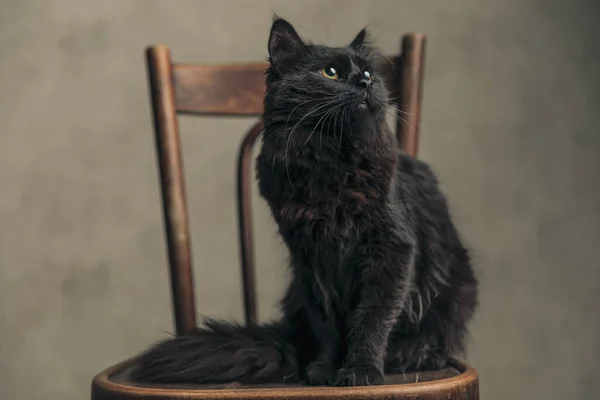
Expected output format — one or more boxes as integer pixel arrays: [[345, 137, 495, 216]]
[[304, 322, 339, 385], [289, 261, 341, 385], [334, 231, 415, 387], [303, 290, 341, 385]]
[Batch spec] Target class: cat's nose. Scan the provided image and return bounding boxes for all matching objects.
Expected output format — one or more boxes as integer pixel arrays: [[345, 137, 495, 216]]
[[358, 78, 372, 89]]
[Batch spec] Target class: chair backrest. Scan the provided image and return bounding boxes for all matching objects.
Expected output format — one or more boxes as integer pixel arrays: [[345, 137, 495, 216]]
[[145, 34, 426, 335]]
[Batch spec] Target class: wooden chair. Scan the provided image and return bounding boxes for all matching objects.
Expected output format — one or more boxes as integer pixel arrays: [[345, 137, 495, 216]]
[[91, 34, 479, 400]]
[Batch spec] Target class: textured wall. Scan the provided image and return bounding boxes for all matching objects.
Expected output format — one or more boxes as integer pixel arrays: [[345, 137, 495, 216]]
[[0, 1, 598, 399]]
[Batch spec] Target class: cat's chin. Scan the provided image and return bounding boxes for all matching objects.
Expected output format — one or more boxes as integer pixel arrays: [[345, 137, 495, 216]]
[[354, 101, 380, 116]]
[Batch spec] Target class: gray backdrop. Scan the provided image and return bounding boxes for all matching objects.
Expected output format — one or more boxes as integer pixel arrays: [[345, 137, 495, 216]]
[[0, 1, 598, 399]]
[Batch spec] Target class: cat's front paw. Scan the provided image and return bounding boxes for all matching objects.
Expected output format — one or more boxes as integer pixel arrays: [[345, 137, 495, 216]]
[[305, 361, 335, 385], [333, 364, 384, 386]]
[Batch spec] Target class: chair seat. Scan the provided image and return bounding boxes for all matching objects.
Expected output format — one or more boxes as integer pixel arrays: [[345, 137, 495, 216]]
[[92, 358, 478, 399]]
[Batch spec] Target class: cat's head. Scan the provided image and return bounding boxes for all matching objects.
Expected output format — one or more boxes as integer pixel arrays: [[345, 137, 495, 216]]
[[263, 18, 388, 135]]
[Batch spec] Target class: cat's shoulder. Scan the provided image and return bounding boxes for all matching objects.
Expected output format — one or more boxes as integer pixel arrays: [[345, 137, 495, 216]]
[[397, 151, 439, 186]]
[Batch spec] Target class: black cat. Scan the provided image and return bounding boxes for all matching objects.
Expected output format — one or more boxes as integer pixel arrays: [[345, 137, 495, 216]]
[[132, 17, 478, 387]]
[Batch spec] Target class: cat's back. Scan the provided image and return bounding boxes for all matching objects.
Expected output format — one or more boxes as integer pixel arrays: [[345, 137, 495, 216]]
[[395, 151, 440, 201], [394, 152, 457, 236]]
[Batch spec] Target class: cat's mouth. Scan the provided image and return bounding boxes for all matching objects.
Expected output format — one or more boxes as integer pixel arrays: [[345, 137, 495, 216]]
[[357, 95, 369, 109]]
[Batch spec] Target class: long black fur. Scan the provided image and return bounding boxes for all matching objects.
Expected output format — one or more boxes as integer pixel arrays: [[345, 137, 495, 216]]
[[132, 17, 478, 387]]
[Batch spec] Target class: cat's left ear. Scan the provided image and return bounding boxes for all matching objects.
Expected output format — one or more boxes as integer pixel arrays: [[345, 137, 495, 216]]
[[268, 18, 304, 70], [349, 28, 369, 51]]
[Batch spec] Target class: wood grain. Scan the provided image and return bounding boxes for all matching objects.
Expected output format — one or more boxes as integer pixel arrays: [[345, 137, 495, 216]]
[[92, 358, 478, 400], [146, 46, 197, 335], [396, 34, 426, 157], [174, 62, 268, 115], [172, 57, 401, 117]]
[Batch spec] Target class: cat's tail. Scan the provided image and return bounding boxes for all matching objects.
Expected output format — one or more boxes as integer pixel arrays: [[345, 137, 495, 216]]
[[131, 319, 299, 384]]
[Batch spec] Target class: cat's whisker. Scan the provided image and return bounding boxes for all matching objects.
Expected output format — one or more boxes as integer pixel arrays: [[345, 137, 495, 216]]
[[346, 106, 355, 140], [330, 104, 345, 143], [386, 104, 416, 117], [387, 106, 470, 128], [331, 105, 341, 146], [338, 106, 347, 151], [316, 107, 333, 147], [285, 100, 340, 185], [284, 98, 329, 133], [324, 105, 336, 147], [305, 103, 342, 147], [321, 104, 342, 149], [330, 105, 344, 146], [285, 102, 326, 185], [384, 109, 419, 138]]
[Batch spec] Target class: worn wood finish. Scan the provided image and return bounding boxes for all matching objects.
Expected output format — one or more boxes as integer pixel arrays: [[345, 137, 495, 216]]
[[396, 34, 426, 156], [146, 46, 197, 335], [92, 359, 478, 400], [174, 62, 268, 115], [171, 57, 401, 117]]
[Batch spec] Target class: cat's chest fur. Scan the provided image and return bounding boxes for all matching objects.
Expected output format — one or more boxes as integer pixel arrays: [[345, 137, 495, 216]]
[[258, 146, 393, 240], [257, 131, 397, 279]]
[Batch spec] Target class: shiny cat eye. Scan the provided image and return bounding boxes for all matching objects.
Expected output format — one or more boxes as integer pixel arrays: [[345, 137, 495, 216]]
[[320, 65, 339, 80]]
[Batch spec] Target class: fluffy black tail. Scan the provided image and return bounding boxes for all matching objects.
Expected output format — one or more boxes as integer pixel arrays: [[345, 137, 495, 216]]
[[131, 319, 299, 384]]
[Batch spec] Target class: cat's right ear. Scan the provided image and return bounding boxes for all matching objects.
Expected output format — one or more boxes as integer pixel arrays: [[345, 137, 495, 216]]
[[268, 18, 303, 71]]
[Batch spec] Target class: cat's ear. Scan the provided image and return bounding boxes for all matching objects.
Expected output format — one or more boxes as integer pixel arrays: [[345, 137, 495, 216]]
[[268, 17, 303, 69], [349, 28, 369, 51]]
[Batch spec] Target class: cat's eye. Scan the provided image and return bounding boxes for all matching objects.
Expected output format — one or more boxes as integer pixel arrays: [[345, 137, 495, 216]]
[[320, 66, 339, 80], [363, 69, 373, 80]]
